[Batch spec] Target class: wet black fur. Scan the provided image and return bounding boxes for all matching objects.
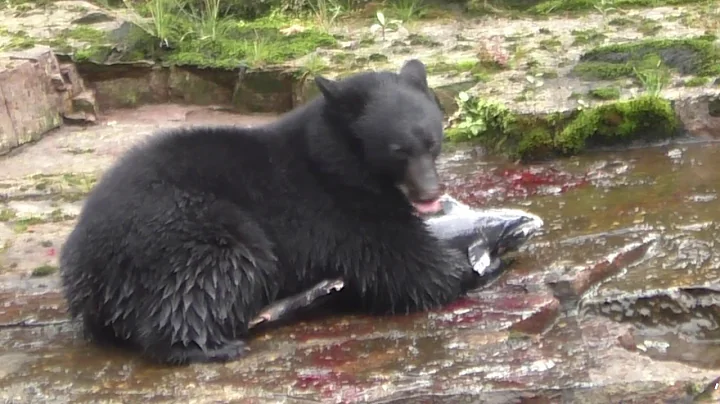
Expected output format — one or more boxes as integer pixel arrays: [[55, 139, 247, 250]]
[[59, 59, 478, 366]]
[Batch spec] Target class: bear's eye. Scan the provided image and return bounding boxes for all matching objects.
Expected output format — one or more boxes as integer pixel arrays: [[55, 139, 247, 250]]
[[426, 139, 440, 156], [389, 144, 410, 158]]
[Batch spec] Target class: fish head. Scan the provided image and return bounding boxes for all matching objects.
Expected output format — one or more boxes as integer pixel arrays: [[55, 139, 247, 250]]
[[436, 193, 473, 215], [475, 208, 544, 256]]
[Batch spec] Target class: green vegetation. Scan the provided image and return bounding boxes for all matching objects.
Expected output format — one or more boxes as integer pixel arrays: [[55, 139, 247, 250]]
[[9, 208, 75, 233], [446, 91, 678, 160], [538, 37, 562, 51], [13, 216, 48, 233], [589, 86, 621, 100], [31, 264, 58, 277], [571, 29, 606, 46], [683, 76, 710, 87], [555, 95, 677, 154], [573, 36, 720, 81], [608, 16, 634, 26], [426, 58, 503, 81], [637, 18, 662, 36], [0, 208, 17, 222], [527, 0, 706, 15], [1, 1, 339, 67]]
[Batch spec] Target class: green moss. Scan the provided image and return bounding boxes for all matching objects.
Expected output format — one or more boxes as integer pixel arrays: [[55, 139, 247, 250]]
[[167, 24, 336, 68], [368, 53, 388, 63], [407, 33, 441, 47], [517, 127, 554, 160], [447, 92, 678, 161], [571, 29, 606, 46], [573, 61, 633, 80], [48, 208, 74, 222], [574, 36, 720, 81], [0, 30, 37, 51], [0, 208, 16, 222], [13, 216, 46, 233], [608, 17, 634, 27], [426, 59, 498, 81], [683, 76, 710, 87], [638, 19, 663, 36], [589, 86, 621, 100], [73, 45, 112, 62], [64, 26, 107, 43], [555, 95, 678, 154], [31, 264, 58, 277], [447, 92, 565, 160], [3, 10, 335, 68], [538, 37, 562, 51], [530, 0, 705, 15]]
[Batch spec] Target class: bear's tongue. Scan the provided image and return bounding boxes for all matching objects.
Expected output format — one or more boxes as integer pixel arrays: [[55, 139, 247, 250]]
[[412, 199, 442, 214]]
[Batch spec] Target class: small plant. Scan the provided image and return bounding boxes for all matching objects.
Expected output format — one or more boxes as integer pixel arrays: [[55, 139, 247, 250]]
[[447, 92, 516, 151], [243, 29, 270, 67], [307, 0, 343, 32], [376, 10, 387, 41], [476, 38, 509, 70], [509, 44, 529, 68], [389, 0, 427, 22], [593, 0, 617, 21], [633, 59, 670, 96], [122, 0, 176, 48], [300, 53, 328, 78], [194, 0, 225, 41]]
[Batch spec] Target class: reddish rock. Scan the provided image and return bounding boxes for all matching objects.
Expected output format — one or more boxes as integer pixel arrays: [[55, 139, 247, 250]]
[[0, 47, 97, 155], [545, 237, 656, 301], [0, 47, 64, 155], [674, 93, 720, 139]]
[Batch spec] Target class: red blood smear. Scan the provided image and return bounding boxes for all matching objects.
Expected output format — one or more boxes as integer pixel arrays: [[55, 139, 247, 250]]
[[445, 166, 588, 206]]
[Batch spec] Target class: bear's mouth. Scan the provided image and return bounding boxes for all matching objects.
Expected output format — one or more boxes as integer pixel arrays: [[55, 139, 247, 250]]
[[411, 199, 443, 215]]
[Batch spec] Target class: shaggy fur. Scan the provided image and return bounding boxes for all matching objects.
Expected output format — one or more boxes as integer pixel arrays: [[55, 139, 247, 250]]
[[59, 59, 478, 366]]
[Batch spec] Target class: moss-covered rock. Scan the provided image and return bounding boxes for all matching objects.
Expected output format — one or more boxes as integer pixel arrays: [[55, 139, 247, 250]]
[[556, 95, 678, 154], [529, 0, 706, 14], [589, 86, 621, 100], [683, 76, 710, 87], [167, 66, 237, 105], [446, 93, 679, 160], [232, 69, 295, 112], [572, 36, 720, 81]]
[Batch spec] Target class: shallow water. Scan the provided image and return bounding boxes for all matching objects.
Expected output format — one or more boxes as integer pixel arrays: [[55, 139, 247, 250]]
[[1, 123, 719, 402]]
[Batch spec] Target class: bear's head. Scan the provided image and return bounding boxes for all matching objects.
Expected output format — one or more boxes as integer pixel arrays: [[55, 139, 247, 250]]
[[315, 59, 445, 215]]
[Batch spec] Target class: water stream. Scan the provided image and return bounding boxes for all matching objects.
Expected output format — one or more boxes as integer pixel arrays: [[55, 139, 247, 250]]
[[1, 134, 719, 402]]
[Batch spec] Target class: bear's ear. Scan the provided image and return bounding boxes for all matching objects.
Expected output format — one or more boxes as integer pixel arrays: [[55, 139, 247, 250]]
[[315, 75, 365, 116], [315, 76, 342, 103], [399, 59, 429, 89]]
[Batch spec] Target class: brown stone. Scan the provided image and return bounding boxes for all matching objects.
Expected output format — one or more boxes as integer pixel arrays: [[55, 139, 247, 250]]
[[674, 93, 720, 139], [0, 47, 98, 154], [77, 62, 170, 111], [546, 237, 656, 301], [64, 90, 99, 122], [0, 47, 65, 155], [232, 68, 295, 113], [167, 66, 236, 106]]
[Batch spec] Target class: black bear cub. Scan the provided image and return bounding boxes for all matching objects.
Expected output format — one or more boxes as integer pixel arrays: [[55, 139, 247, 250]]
[[60, 59, 477, 366]]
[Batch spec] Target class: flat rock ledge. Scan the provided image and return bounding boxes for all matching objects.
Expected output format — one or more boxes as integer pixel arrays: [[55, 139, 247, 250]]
[[2, 46, 720, 158]]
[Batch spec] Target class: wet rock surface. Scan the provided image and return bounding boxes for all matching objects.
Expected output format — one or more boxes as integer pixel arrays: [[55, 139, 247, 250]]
[[0, 105, 718, 402]]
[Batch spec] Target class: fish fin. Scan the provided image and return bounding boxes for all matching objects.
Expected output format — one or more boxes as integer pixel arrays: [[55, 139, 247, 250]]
[[469, 241, 492, 275]]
